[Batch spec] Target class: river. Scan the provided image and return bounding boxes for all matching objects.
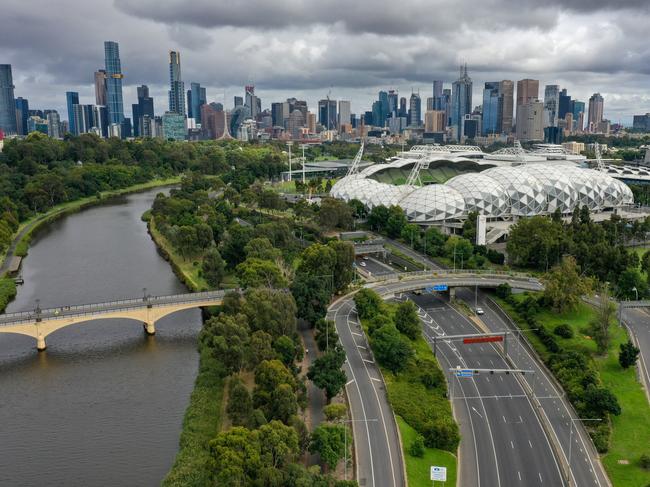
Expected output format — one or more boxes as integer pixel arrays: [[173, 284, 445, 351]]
[[0, 189, 201, 486]]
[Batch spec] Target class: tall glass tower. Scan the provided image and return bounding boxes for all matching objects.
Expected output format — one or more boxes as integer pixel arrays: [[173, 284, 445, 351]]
[[451, 64, 472, 140], [0, 65, 18, 135], [104, 41, 125, 124], [168, 51, 185, 116]]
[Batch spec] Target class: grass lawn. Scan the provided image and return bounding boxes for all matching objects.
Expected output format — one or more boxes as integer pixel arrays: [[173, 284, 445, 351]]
[[0, 278, 17, 313], [396, 416, 457, 487], [497, 296, 650, 486]]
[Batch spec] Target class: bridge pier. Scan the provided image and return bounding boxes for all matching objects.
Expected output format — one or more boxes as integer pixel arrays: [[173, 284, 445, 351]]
[[36, 335, 46, 352], [448, 287, 456, 301], [143, 321, 156, 335]]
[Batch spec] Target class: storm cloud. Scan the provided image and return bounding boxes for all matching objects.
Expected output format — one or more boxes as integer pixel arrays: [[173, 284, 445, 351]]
[[2, 0, 649, 124]]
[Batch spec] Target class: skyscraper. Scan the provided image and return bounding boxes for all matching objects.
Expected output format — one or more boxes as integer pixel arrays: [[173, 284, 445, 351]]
[[132, 85, 154, 137], [318, 99, 337, 130], [588, 93, 604, 132], [499, 80, 514, 134], [66, 91, 80, 135], [558, 88, 572, 120], [168, 51, 185, 116], [516, 79, 539, 106], [94, 70, 107, 106], [516, 100, 544, 141], [482, 82, 501, 135], [47, 111, 61, 139], [245, 85, 260, 119], [104, 41, 125, 125], [543, 85, 560, 128], [451, 65, 472, 140], [433, 80, 444, 103], [15, 97, 29, 136], [0, 65, 17, 135], [572, 100, 585, 132], [187, 82, 206, 123], [408, 92, 421, 127], [338, 100, 351, 129], [387, 90, 398, 118], [399, 97, 407, 118]]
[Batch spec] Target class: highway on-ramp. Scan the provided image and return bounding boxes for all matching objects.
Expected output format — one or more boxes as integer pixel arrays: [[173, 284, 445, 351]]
[[328, 295, 405, 487]]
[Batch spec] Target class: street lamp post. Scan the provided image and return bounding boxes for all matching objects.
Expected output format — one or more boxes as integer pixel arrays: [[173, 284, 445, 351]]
[[338, 418, 378, 480], [286, 141, 294, 182], [300, 144, 309, 185], [632, 286, 638, 300], [567, 418, 601, 486]]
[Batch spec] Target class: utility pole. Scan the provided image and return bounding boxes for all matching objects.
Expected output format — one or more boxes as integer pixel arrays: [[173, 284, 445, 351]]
[[286, 141, 293, 182]]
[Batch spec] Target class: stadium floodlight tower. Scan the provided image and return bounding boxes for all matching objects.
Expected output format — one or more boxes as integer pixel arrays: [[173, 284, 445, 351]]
[[286, 141, 294, 182], [345, 141, 365, 177]]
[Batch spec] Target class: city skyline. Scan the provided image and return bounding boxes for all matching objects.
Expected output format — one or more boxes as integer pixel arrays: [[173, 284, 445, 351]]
[[1, 0, 649, 125]]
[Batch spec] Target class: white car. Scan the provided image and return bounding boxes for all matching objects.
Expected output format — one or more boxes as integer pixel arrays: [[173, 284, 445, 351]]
[[475, 307, 484, 315], [363, 256, 369, 260], [360, 261, 367, 267]]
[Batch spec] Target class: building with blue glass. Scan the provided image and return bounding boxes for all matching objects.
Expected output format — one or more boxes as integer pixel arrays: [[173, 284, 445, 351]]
[[168, 51, 185, 116], [162, 111, 186, 140], [482, 82, 501, 135], [104, 41, 125, 125], [0, 65, 17, 135], [451, 65, 472, 140], [187, 82, 206, 123], [66, 91, 80, 135], [15, 97, 29, 136]]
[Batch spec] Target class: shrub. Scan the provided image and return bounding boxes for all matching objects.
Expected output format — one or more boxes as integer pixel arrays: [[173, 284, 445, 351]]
[[640, 453, 650, 470], [409, 435, 425, 458], [553, 323, 574, 339], [324, 403, 347, 421], [495, 283, 512, 299]]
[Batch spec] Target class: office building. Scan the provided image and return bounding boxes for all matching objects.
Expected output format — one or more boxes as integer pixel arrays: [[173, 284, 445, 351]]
[[66, 91, 80, 135], [131, 84, 154, 137], [0, 65, 17, 135], [47, 111, 61, 139], [558, 88, 572, 120], [482, 82, 501, 135], [408, 92, 421, 127], [72, 104, 95, 134], [516, 99, 544, 141], [443, 89, 452, 127], [516, 79, 539, 106], [244, 85, 260, 120], [187, 82, 206, 123], [433, 80, 444, 108], [633, 113, 650, 132], [27, 116, 48, 135], [94, 70, 107, 106], [424, 110, 446, 133], [387, 90, 398, 118], [162, 111, 186, 140], [499, 80, 514, 133], [307, 112, 317, 133], [399, 97, 407, 118], [15, 97, 29, 136], [168, 51, 185, 116], [318, 99, 337, 130], [588, 93, 604, 132], [287, 109, 305, 139], [451, 65, 472, 140], [338, 100, 351, 129], [271, 102, 287, 127], [104, 41, 125, 125], [94, 105, 109, 137], [572, 100, 585, 132], [543, 85, 560, 127], [463, 114, 481, 139]]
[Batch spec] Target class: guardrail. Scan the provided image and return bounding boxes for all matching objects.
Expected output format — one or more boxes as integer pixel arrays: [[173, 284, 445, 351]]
[[0, 289, 234, 327], [366, 268, 542, 285]]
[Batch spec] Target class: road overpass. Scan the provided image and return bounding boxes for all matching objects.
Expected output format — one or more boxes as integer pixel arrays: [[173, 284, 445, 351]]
[[0, 290, 229, 351]]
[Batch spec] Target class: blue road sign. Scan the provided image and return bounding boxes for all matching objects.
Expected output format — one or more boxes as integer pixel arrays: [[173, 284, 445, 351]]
[[456, 369, 474, 378], [433, 284, 448, 291]]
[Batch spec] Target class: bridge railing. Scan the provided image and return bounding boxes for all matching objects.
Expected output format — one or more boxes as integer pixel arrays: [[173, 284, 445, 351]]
[[365, 268, 541, 284], [0, 289, 234, 326]]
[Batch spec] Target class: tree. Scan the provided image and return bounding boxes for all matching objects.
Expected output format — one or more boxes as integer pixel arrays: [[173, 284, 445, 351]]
[[353, 288, 384, 320], [259, 420, 300, 468], [409, 435, 425, 458], [307, 347, 347, 401], [543, 256, 592, 312], [641, 250, 650, 277], [422, 226, 448, 256], [506, 216, 563, 270], [319, 197, 353, 230], [309, 424, 347, 470], [209, 427, 261, 485], [462, 211, 479, 244], [244, 237, 281, 261], [201, 313, 250, 373], [273, 335, 299, 366], [617, 268, 647, 300], [444, 236, 473, 268], [495, 283, 512, 299], [243, 288, 298, 338], [269, 383, 299, 422], [619, 340, 640, 369], [297, 243, 337, 278], [291, 273, 331, 325], [371, 323, 413, 373], [584, 385, 621, 416], [248, 330, 276, 368], [323, 403, 347, 421], [367, 205, 390, 232], [236, 258, 288, 289], [589, 285, 616, 354], [393, 301, 421, 340], [254, 359, 296, 395], [227, 378, 254, 427], [315, 319, 339, 352], [328, 240, 355, 291], [385, 205, 407, 238], [202, 247, 225, 287]]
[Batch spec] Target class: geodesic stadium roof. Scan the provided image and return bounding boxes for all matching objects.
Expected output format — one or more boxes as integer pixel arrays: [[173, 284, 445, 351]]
[[520, 164, 578, 214], [445, 173, 510, 217], [397, 185, 466, 222], [481, 166, 547, 216]]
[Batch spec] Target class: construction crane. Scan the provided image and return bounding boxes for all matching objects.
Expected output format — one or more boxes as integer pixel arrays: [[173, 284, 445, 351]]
[[346, 141, 365, 177]]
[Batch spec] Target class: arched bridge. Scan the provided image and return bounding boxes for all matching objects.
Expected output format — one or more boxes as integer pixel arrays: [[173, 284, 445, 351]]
[[0, 290, 231, 351]]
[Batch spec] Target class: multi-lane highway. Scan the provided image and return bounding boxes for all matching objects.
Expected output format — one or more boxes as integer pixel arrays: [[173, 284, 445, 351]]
[[328, 294, 405, 487], [621, 307, 650, 404], [405, 290, 564, 486]]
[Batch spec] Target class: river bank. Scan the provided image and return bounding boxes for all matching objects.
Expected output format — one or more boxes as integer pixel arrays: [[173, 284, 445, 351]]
[[147, 215, 226, 486]]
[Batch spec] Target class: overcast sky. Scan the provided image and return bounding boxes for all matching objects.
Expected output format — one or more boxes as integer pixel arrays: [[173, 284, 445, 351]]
[[3, 0, 650, 125]]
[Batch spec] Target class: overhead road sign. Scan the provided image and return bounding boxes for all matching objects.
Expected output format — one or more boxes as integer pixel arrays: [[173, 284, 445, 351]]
[[463, 335, 503, 344]]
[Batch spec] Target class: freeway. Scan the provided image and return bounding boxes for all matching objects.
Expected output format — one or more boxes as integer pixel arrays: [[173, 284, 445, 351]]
[[620, 307, 650, 404], [454, 287, 610, 487], [328, 295, 405, 487], [405, 291, 564, 487]]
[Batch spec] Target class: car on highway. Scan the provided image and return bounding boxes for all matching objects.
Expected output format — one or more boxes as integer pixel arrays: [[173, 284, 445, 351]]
[[363, 256, 369, 260], [475, 307, 484, 315], [360, 261, 367, 267]]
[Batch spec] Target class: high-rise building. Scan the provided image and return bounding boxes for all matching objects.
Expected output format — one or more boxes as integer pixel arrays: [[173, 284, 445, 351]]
[[318, 99, 337, 130], [94, 105, 109, 137], [558, 88, 572, 120], [408, 92, 421, 127], [482, 82, 501, 135], [72, 104, 96, 135], [499, 80, 514, 134], [516, 100, 544, 141], [94, 70, 107, 106], [187, 82, 206, 123], [378, 91, 389, 126], [0, 65, 18, 135], [633, 113, 650, 132], [163, 111, 186, 140], [387, 90, 398, 118], [433, 80, 444, 103], [244, 85, 260, 119], [572, 100, 585, 132], [168, 51, 185, 116], [46, 111, 61, 139], [424, 110, 446, 133], [543, 85, 560, 128], [104, 41, 125, 125], [516, 79, 539, 106], [588, 93, 604, 132], [443, 89, 452, 128], [451, 65, 472, 140], [234, 96, 243, 108], [307, 112, 317, 133], [287, 109, 305, 139], [66, 92, 80, 135], [15, 97, 29, 136], [338, 100, 351, 129], [399, 97, 407, 118], [271, 102, 286, 128], [131, 85, 153, 137]]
